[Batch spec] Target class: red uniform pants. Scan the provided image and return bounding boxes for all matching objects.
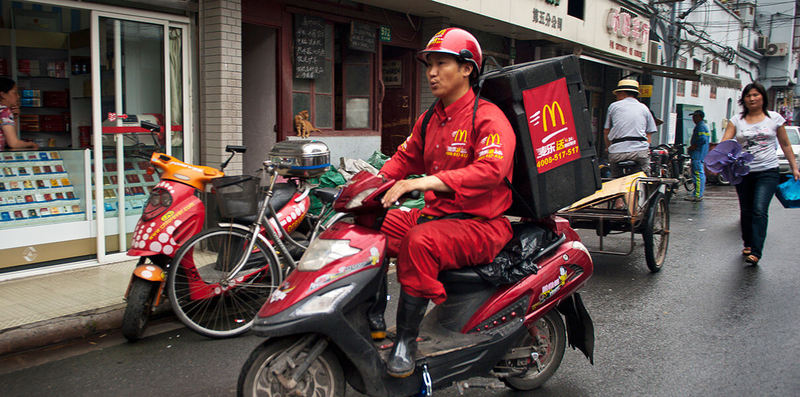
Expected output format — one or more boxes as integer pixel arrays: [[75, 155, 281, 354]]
[[380, 208, 512, 304]]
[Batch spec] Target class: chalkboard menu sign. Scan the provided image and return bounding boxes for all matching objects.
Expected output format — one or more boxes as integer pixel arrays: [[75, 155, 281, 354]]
[[294, 15, 326, 79], [349, 21, 376, 53]]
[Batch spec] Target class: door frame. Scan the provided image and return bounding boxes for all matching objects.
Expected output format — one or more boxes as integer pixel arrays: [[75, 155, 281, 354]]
[[90, 10, 191, 263]]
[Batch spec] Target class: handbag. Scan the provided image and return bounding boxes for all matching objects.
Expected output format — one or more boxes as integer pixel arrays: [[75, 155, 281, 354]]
[[776, 178, 800, 209]]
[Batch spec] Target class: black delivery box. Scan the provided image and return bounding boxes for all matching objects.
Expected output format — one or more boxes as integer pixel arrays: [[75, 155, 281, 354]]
[[480, 55, 601, 218]]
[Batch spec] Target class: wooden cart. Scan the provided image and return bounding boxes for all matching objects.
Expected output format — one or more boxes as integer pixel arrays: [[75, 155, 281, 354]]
[[556, 172, 677, 272]]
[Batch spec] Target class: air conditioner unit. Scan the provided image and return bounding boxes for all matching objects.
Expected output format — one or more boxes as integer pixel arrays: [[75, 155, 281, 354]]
[[648, 40, 662, 65], [765, 42, 789, 57], [756, 35, 768, 51]]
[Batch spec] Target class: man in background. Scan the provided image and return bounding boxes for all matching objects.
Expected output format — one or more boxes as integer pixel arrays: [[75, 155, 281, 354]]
[[603, 79, 658, 177], [686, 110, 710, 201]]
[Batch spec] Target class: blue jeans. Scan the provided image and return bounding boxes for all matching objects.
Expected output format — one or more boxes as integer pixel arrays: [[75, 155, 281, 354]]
[[691, 159, 706, 198], [734, 168, 780, 259]]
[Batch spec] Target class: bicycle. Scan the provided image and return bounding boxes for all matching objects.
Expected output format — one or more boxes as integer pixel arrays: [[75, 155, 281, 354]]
[[165, 144, 342, 338]]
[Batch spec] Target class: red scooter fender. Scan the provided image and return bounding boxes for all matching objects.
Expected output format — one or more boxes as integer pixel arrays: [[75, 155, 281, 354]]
[[257, 221, 386, 318], [128, 181, 205, 257]]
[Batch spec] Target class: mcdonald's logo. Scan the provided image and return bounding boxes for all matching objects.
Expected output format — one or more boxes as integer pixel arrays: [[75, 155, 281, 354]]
[[485, 133, 501, 147], [454, 129, 469, 144], [542, 101, 565, 133]]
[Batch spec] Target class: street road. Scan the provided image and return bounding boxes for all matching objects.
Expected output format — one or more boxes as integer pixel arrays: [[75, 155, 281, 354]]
[[1, 184, 799, 396]]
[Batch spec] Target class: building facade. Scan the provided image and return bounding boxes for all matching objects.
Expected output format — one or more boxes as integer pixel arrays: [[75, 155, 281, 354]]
[[2, 0, 702, 277]]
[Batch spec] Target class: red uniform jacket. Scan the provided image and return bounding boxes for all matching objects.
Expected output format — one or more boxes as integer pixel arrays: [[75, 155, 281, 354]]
[[380, 90, 516, 219]]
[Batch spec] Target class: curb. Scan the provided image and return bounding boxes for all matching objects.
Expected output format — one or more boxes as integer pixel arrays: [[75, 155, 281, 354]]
[[0, 304, 126, 357]]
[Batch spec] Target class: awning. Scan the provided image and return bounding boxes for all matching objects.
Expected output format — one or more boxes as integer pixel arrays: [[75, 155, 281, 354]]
[[577, 47, 700, 81], [699, 73, 742, 90]]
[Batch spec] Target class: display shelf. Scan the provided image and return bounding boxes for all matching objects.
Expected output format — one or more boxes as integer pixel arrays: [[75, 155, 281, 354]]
[[88, 155, 159, 215], [0, 150, 85, 229]]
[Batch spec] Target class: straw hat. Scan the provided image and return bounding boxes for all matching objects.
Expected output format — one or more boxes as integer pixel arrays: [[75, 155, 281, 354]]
[[613, 79, 640, 94]]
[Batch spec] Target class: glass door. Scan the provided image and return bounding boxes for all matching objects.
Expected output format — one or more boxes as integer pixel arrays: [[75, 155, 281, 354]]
[[91, 12, 187, 262]]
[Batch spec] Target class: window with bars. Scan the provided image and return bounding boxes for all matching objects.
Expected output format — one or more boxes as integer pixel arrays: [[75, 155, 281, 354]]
[[677, 57, 687, 97], [292, 21, 374, 132], [691, 59, 701, 97]]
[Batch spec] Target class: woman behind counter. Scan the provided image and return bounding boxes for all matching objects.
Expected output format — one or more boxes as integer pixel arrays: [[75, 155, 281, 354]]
[[0, 77, 39, 151], [721, 82, 800, 265]]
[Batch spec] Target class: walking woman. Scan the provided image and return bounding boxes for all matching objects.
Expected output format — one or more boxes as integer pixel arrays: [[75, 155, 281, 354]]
[[0, 77, 38, 150], [721, 82, 800, 265]]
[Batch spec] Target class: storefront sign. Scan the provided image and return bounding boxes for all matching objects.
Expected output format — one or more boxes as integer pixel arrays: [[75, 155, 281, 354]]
[[522, 78, 580, 173], [606, 9, 649, 45], [639, 85, 653, 98], [532, 8, 563, 31], [349, 21, 376, 53], [382, 60, 401, 87], [294, 15, 326, 79]]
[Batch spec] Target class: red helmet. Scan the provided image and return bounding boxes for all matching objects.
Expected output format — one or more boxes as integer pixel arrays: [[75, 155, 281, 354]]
[[418, 28, 483, 75]]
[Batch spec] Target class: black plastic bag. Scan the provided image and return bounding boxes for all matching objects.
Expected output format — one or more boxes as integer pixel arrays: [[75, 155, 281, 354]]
[[474, 223, 556, 286]]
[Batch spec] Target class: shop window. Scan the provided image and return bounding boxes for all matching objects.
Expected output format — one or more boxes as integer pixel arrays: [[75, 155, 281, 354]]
[[292, 22, 374, 132], [568, 0, 585, 20], [691, 59, 701, 97], [676, 57, 687, 97]]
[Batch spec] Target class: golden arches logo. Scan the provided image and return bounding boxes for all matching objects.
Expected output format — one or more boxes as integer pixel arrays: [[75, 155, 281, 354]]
[[485, 133, 501, 147], [428, 29, 447, 46], [454, 129, 469, 143], [542, 101, 565, 133]]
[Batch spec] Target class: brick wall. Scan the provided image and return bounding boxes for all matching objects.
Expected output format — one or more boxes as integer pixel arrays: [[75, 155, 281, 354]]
[[200, 0, 243, 173]]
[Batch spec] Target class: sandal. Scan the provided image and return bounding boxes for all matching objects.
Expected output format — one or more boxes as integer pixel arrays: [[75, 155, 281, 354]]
[[745, 254, 759, 265], [742, 247, 752, 256]]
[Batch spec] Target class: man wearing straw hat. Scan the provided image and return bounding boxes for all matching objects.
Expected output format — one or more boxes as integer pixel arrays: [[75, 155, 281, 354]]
[[603, 79, 658, 177]]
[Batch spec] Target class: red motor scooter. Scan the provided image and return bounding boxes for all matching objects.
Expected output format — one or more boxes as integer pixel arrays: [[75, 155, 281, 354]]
[[122, 121, 321, 341], [238, 171, 595, 397]]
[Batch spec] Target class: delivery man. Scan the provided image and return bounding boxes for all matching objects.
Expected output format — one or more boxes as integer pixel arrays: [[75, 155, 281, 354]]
[[378, 28, 516, 378]]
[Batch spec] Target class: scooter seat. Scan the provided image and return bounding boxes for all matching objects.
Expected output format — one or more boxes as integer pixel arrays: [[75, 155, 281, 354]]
[[230, 183, 297, 224], [438, 268, 490, 285], [616, 160, 638, 168]]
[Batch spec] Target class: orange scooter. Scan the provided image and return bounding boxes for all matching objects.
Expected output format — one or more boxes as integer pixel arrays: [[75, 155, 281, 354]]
[[121, 120, 243, 341]]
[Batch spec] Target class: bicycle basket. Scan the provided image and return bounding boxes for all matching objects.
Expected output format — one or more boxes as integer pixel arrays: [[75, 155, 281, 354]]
[[212, 175, 260, 219]]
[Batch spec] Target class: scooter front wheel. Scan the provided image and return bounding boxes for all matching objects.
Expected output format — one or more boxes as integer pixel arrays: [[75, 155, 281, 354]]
[[121, 278, 158, 342], [168, 227, 282, 338], [238, 335, 345, 397], [501, 309, 566, 391]]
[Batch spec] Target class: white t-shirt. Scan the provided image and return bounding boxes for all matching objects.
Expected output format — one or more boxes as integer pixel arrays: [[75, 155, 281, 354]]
[[604, 97, 658, 153], [730, 111, 784, 172]]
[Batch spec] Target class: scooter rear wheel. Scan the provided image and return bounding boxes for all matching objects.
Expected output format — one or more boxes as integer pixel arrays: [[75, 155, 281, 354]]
[[238, 336, 345, 397], [168, 227, 282, 338], [501, 310, 566, 391]]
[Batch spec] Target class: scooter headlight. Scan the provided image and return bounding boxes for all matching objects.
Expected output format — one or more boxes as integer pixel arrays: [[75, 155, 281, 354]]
[[292, 284, 354, 317], [297, 239, 361, 271]]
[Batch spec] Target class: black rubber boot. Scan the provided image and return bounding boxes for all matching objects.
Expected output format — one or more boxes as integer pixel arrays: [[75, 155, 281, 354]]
[[386, 291, 429, 378], [367, 273, 388, 340]]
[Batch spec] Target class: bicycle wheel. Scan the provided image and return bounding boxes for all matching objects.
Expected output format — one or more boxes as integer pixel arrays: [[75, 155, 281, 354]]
[[643, 192, 669, 273], [168, 227, 282, 338]]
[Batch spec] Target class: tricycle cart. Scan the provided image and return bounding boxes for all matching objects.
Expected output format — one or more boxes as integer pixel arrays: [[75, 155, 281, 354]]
[[556, 172, 677, 272]]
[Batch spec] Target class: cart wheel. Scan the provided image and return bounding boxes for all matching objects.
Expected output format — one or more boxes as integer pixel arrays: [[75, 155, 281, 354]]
[[643, 192, 669, 272]]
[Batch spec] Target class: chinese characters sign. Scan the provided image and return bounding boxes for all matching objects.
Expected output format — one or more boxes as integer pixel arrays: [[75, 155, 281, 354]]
[[606, 8, 649, 45], [532, 8, 563, 31], [522, 78, 580, 173]]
